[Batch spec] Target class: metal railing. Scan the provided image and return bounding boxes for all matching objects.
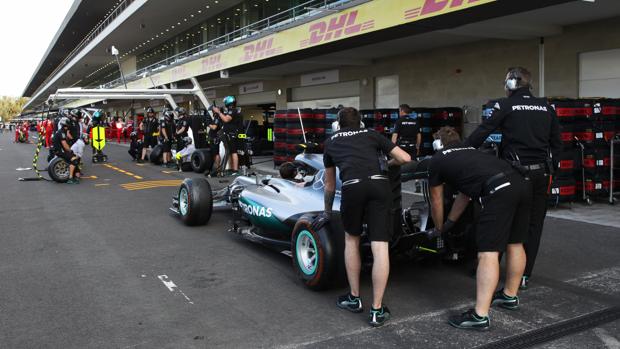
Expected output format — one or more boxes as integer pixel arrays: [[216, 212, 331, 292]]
[[38, 0, 136, 91], [100, 0, 354, 89]]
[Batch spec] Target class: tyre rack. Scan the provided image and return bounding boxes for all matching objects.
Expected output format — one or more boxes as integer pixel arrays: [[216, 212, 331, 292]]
[[609, 135, 620, 205]]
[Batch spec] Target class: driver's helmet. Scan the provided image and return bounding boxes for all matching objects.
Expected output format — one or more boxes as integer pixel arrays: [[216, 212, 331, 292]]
[[93, 110, 103, 119], [146, 107, 155, 115], [130, 131, 138, 139], [81, 133, 90, 143], [223, 96, 236, 107], [164, 110, 175, 121], [182, 136, 192, 145]]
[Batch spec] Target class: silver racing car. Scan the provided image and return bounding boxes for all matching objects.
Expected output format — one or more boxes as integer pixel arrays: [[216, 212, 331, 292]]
[[171, 145, 475, 290]]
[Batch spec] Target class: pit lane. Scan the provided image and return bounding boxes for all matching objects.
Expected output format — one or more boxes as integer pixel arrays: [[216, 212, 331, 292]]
[[1, 134, 618, 348]]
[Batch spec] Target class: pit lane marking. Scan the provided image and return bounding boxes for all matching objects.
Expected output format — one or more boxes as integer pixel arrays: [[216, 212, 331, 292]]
[[103, 164, 143, 180], [120, 180, 182, 191], [157, 275, 194, 305]]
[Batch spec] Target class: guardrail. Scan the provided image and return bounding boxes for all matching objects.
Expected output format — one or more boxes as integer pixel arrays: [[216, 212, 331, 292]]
[[99, 0, 354, 89]]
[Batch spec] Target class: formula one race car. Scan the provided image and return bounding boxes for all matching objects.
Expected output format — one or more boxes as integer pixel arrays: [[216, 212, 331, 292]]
[[171, 144, 476, 290]]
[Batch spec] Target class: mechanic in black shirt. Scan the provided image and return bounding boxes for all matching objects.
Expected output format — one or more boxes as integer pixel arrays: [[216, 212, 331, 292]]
[[429, 127, 532, 330], [207, 111, 222, 176], [391, 104, 421, 158], [175, 107, 191, 150], [159, 109, 175, 168], [211, 96, 243, 175], [140, 107, 158, 163], [314, 107, 411, 327], [465, 67, 561, 290], [53, 117, 79, 184]]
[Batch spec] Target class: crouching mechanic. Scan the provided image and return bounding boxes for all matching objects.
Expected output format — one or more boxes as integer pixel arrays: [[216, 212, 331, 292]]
[[67, 134, 89, 184], [175, 136, 195, 170], [428, 127, 532, 330], [313, 107, 411, 327], [52, 117, 78, 183]]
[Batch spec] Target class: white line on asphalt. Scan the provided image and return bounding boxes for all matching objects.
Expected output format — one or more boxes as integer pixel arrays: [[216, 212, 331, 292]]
[[594, 328, 620, 349], [157, 274, 194, 304], [402, 190, 423, 196]]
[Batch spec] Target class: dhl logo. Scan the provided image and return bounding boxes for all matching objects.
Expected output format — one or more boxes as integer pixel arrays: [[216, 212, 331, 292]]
[[241, 38, 282, 63], [406, 0, 485, 20], [202, 54, 223, 72], [300, 10, 374, 48]]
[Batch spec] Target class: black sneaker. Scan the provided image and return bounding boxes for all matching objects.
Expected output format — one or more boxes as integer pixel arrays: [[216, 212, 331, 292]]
[[337, 293, 363, 313], [369, 306, 391, 327], [448, 309, 490, 331], [491, 289, 519, 310], [519, 276, 529, 290]]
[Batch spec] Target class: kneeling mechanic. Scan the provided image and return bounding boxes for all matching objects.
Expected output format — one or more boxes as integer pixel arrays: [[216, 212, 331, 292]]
[[313, 107, 411, 327], [428, 127, 532, 330]]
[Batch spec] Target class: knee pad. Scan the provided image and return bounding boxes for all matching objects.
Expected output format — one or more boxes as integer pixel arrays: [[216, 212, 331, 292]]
[[71, 158, 80, 166]]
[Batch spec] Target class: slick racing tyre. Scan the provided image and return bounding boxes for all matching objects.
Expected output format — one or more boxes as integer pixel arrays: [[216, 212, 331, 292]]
[[191, 149, 213, 173], [48, 157, 70, 183], [178, 178, 213, 226], [291, 214, 345, 291], [150, 144, 163, 165]]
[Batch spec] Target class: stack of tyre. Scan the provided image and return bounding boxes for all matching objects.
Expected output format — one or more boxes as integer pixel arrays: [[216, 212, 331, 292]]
[[273, 111, 288, 166], [548, 99, 580, 205], [415, 108, 434, 156]]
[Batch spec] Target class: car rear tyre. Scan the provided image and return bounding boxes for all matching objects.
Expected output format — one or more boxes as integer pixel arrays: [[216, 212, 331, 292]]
[[150, 144, 163, 165], [48, 157, 70, 183], [291, 214, 345, 291], [191, 149, 212, 173], [178, 178, 213, 226]]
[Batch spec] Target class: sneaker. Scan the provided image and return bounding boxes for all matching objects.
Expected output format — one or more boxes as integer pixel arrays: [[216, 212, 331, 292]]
[[167, 162, 178, 169], [66, 178, 79, 184], [491, 289, 519, 310], [368, 306, 391, 327], [519, 276, 529, 290], [448, 309, 490, 331], [337, 293, 363, 313], [161, 163, 168, 168], [137, 159, 144, 163]]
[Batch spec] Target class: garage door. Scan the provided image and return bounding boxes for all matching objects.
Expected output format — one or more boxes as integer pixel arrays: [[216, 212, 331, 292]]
[[579, 48, 620, 98]]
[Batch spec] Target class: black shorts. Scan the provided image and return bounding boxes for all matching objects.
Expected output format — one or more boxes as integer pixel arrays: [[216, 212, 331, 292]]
[[162, 139, 172, 152], [143, 135, 157, 148], [476, 173, 532, 252], [340, 179, 392, 242]]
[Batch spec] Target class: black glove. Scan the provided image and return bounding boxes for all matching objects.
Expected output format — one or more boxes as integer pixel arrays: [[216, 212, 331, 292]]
[[311, 212, 331, 231], [441, 218, 456, 234]]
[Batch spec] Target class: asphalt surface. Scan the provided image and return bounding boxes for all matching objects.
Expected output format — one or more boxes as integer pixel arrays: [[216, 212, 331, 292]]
[[0, 132, 618, 349]]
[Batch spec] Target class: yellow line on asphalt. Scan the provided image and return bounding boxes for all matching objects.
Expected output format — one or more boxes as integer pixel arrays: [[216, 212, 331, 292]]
[[81, 176, 98, 179], [95, 184, 110, 187], [103, 164, 143, 180], [120, 180, 182, 191]]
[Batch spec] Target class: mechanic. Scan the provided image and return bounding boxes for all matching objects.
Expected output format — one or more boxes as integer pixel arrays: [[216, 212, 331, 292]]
[[207, 109, 222, 177], [139, 107, 158, 163], [159, 109, 176, 168], [175, 107, 190, 150], [428, 127, 532, 330], [211, 96, 243, 175], [313, 107, 411, 327], [128, 131, 143, 161], [465, 67, 561, 290], [52, 117, 79, 184], [391, 104, 421, 158], [68, 133, 89, 184], [174, 136, 196, 171], [44, 115, 54, 148]]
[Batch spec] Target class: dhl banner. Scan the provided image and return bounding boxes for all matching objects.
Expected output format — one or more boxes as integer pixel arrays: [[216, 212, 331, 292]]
[[125, 0, 496, 90]]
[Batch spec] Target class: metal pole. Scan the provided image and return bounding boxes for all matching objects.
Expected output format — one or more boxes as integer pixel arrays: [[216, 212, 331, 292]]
[[297, 107, 307, 144]]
